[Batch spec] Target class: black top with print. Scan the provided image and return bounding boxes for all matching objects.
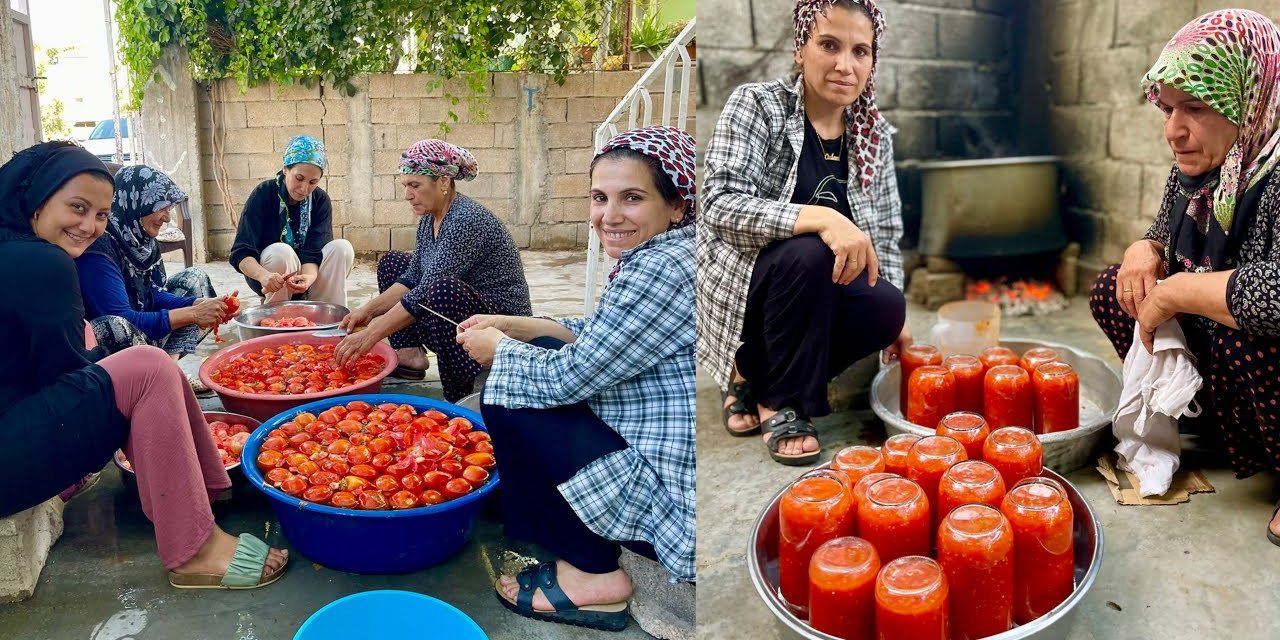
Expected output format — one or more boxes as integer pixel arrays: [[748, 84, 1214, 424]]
[[790, 118, 851, 219]]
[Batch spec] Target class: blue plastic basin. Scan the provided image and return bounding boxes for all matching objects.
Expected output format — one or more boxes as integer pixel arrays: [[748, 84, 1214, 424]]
[[242, 394, 499, 574], [295, 590, 487, 639]]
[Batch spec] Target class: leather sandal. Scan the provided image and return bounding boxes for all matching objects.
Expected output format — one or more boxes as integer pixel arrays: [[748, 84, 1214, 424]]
[[168, 534, 287, 590], [494, 561, 629, 632], [721, 379, 760, 437], [760, 408, 820, 466]]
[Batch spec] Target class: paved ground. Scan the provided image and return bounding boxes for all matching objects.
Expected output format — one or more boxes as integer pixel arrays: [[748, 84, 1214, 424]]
[[696, 298, 1280, 640], [0, 252, 661, 640]]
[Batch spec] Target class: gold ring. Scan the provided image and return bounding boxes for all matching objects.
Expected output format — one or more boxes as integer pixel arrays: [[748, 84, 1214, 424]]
[[1123, 288, 1133, 292]]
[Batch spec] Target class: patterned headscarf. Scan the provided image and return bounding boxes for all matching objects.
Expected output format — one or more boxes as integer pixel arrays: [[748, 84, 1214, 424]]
[[97, 164, 187, 309], [282, 135, 326, 171], [1143, 9, 1280, 235], [793, 0, 887, 193], [399, 139, 479, 181]]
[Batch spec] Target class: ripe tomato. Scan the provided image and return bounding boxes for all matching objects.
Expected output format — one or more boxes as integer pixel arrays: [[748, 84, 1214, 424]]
[[463, 452, 496, 469], [444, 478, 473, 498], [358, 491, 388, 510], [439, 460, 464, 477], [370, 452, 394, 469], [337, 475, 369, 493], [285, 453, 309, 468], [280, 475, 307, 496], [256, 449, 283, 471], [423, 470, 451, 491], [262, 436, 287, 452], [350, 464, 378, 479], [375, 475, 400, 493], [474, 441, 494, 454], [309, 471, 340, 486], [420, 490, 445, 505], [389, 490, 418, 509], [346, 400, 373, 413], [266, 467, 292, 484], [331, 491, 357, 508], [368, 437, 394, 454], [466, 431, 492, 444], [400, 473, 424, 491], [347, 445, 372, 465], [327, 439, 352, 455], [462, 465, 490, 486], [296, 460, 321, 477]]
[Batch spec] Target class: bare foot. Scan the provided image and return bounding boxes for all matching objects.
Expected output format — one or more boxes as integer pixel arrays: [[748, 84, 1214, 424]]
[[1270, 508, 1280, 539], [396, 347, 429, 370], [497, 560, 632, 612], [723, 390, 759, 434], [170, 527, 288, 582], [759, 406, 819, 456]]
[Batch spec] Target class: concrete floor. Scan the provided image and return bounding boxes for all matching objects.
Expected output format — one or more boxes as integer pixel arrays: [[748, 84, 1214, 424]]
[[696, 298, 1280, 640], [0, 252, 656, 640]]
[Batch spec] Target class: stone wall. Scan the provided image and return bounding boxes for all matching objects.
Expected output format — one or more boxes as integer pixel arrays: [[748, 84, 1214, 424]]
[[0, 15, 28, 159], [197, 68, 697, 257], [140, 48, 208, 261], [696, 0, 1017, 245], [1025, 0, 1280, 274]]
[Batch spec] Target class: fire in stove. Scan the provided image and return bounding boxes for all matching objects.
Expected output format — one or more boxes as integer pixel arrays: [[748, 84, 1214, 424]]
[[967, 278, 1068, 317]]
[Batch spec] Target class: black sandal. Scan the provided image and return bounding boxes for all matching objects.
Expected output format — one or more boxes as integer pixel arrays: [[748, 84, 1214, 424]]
[[722, 380, 760, 437], [1268, 500, 1280, 547], [760, 408, 820, 466], [495, 561, 630, 632]]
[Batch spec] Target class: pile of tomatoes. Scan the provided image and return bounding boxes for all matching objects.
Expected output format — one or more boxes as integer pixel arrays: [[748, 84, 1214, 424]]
[[209, 343, 384, 396], [254, 400, 496, 510], [119, 418, 251, 472], [259, 316, 318, 328]]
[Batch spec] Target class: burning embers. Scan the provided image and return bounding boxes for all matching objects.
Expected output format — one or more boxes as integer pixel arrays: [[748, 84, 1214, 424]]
[[967, 278, 1068, 317]]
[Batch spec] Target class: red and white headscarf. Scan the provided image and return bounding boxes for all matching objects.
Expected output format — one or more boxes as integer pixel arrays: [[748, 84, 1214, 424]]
[[399, 139, 479, 181], [597, 126, 697, 230], [793, 0, 888, 193]]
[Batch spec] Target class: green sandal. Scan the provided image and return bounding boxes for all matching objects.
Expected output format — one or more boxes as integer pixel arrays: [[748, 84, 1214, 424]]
[[168, 534, 287, 590]]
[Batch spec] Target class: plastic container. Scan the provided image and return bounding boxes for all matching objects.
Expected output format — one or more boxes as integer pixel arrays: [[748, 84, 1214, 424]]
[[294, 590, 487, 640], [929, 301, 1000, 358], [199, 333, 398, 422], [241, 394, 500, 574], [113, 410, 260, 494]]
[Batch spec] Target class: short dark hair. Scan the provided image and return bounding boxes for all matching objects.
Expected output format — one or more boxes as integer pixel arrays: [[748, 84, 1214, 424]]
[[589, 147, 683, 209]]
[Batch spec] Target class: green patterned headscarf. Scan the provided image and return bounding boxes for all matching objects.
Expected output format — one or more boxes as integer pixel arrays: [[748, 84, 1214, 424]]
[[1142, 9, 1280, 234]]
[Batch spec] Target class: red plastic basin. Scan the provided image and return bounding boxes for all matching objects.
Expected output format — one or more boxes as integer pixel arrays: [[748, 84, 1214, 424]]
[[198, 332, 398, 422]]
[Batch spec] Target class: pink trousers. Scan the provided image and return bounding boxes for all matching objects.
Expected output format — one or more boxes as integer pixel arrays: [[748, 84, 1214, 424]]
[[89, 321, 229, 569]]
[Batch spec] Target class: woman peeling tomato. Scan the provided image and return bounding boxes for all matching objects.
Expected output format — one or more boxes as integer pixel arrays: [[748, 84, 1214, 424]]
[[454, 126, 696, 632], [0, 142, 288, 590]]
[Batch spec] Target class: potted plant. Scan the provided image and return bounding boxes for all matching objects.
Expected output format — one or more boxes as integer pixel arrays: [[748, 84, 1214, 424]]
[[630, 10, 671, 66], [574, 29, 599, 67]]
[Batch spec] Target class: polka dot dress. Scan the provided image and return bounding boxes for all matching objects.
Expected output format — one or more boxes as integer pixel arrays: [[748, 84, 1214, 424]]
[[1090, 263, 1280, 477]]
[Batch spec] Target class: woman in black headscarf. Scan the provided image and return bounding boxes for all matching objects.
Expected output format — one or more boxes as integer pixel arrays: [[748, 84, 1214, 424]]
[[0, 141, 288, 589]]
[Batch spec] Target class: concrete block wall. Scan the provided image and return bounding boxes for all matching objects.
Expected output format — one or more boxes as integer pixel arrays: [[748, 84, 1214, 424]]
[[196, 68, 697, 257], [696, 0, 1016, 246]]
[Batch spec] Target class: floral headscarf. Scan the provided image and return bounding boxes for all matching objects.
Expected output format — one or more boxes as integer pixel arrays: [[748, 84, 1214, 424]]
[[283, 135, 326, 171], [94, 164, 187, 309], [1143, 9, 1280, 235], [793, 0, 887, 193], [399, 139, 479, 181]]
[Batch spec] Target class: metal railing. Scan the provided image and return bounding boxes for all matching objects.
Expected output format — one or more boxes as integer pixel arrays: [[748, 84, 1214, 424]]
[[583, 18, 696, 314]]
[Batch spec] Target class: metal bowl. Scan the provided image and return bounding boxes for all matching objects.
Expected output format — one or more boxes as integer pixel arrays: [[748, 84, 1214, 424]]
[[112, 411, 260, 493], [748, 468, 1103, 640], [232, 301, 350, 341], [871, 338, 1121, 473]]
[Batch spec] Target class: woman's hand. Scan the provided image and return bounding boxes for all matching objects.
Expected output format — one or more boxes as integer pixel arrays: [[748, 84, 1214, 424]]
[[339, 306, 375, 332], [1117, 239, 1165, 318], [333, 329, 382, 369], [881, 326, 913, 365], [458, 314, 512, 333], [257, 271, 288, 295], [1136, 276, 1181, 353], [188, 297, 228, 329], [817, 210, 879, 286], [286, 272, 315, 294], [456, 326, 507, 367]]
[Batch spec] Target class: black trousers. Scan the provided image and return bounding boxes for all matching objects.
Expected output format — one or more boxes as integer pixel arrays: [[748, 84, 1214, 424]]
[[481, 336, 658, 574], [736, 234, 906, 418]]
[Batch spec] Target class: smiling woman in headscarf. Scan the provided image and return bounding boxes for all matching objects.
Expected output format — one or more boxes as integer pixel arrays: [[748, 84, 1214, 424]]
[[1088, 9, 1280, 545], [451, 126, 695, 631], [75, 165, 234, 376], [698, 0, 907, 465], [0, 141, 288, 589], [334, 138, 530, 402], [230, 134, 354, 306]]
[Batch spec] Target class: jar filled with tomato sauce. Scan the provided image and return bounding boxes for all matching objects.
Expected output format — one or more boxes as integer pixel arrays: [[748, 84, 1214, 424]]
[[851, 472, 899, 517], [874, 555, 949, 640], [881, 434, 921, 476], [936, 460, 1007, 520], [907, 366, 957, 429], [935, 411, 990, 461], [982, 427, 1044, 489], [943, 354, 985, 414], [1033, 361, 1079, 434], [778, 471, 855, 614], [808, 536, 880, 640], [984, 365, 1033, 429], [979, 345, 1020, 370], [1019, 347, 1060, 376], [937, 504, 1015, 640], [906, 435, 967, 532], [857, 477, 930, 564], [900, 344, 943, 415], [1001, 477, 1075, 623], [832, 446, 886, 491]]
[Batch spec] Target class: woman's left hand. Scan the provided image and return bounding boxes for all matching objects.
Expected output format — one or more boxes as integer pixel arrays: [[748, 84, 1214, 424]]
[[1136, 276, 1180, 353], [334, 328, 381, 369], [286, 272, 316, 293], [882, 326, 913, 365], [456, 326, 507, 367]]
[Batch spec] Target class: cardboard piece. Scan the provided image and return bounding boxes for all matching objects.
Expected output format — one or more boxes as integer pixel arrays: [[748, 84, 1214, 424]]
[[1095, 455, 1215, 505]]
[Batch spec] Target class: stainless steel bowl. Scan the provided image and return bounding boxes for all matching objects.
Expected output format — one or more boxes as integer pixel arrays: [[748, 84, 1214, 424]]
[[748, 468, 1103, 640], [871, 338, 1121, 473], [232, 301, 350, 341]]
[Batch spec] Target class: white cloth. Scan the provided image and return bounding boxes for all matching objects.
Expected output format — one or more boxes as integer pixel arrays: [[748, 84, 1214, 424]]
[[1112, 320, 1203, 497], [259, 240, 354, 307]]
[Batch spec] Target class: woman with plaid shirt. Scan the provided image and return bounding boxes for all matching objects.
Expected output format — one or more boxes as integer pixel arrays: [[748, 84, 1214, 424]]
[[455, 126, 696, 632], [698, 0, 909, 465]]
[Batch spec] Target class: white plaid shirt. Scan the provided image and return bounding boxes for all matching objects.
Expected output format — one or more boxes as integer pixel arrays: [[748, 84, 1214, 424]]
[[483, 225, 696, 582], [697, 76, 904, 390]]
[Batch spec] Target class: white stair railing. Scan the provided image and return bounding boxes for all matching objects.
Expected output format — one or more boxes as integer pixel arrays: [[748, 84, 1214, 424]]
[[583, 18, 696, 314]]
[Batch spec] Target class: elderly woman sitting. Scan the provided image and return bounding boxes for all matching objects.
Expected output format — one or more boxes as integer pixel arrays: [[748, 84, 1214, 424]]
[[1089, 9, 1280, 545], [336, 139, 530, 401], [455, 127, 695, 631], [75, 165, 232, 388]]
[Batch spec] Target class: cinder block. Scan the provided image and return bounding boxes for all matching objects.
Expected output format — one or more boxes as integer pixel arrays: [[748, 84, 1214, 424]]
[[296, 101, 324, 125], [373, 199, 412, 226], [245, 101, 297, 128], [938, 12, 1008, 62], [925, 272, 966, 309], [593, 71, 646, 98], [530, 223, 579, 249], [371, 99, 419, 124], [343, 226, 390, 253], [619, 550, 694, 640], [547, 123, 593, 149], [368, 74, 394, 98], [391, 226, 418, 252], [546, 73, 595, 98]]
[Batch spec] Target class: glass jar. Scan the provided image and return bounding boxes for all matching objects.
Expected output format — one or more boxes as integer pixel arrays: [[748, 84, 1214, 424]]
[[1033, 361, 1080, 434], [936, 411, 990, 461], [900, 344, 943, 415], [881, 434, 921, 477], [937, 504, 1015, 640], [984, 365, 1033, 430], [778, 472, 854, 614], [874, 555, 949, 640], [1001, 477, 1075, 623], [982, 427, 1044, 489], [937, 460, 1007, 519], [979, 345, 1020, 370], [907, 366, 957, 429], [1019, 347, 1060, 376], [808, 536, 880, 640], [857, 477, 930, 564], [944, 354, 985, 414]]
